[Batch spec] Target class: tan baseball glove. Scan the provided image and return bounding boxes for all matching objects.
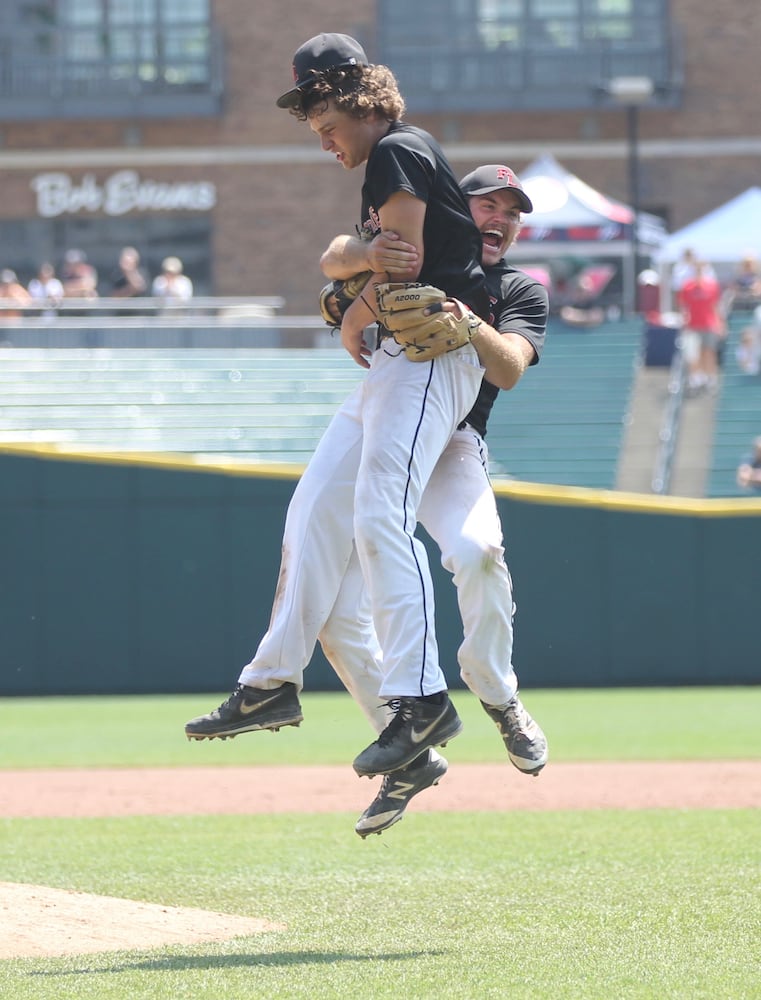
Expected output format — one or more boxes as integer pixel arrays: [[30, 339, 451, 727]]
[[375, 282, 482, 361], [318, 270, 373, 328]]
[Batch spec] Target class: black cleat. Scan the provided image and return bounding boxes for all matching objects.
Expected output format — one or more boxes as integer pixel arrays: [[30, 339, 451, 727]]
[[355, 751, 448, 838], [353, 694, 462, 777], [184, 682, 303, 741]]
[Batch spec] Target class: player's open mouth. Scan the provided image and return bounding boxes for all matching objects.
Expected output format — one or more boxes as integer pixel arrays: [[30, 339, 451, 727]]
[[481, 229, 505, 249]]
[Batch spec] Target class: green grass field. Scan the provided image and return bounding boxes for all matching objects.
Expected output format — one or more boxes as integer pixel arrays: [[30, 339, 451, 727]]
[[1, 688, 760, 999], [3, 686, 761, 768]]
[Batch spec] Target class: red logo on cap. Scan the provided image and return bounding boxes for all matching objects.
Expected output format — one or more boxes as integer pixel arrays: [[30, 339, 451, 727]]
[[496, 166, 517, 185]]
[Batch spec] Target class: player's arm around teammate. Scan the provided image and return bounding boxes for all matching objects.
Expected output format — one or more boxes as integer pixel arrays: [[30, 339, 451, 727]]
[[320, 225, 421, 368], [321, 230, 419, 281]]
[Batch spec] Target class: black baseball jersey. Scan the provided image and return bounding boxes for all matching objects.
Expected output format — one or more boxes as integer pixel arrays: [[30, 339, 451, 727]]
[[461, 261, 549, 439], [361, 121, 489, 320]]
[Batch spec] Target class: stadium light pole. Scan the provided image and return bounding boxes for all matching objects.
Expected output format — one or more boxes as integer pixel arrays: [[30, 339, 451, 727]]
[[608, 75, 655, 316]]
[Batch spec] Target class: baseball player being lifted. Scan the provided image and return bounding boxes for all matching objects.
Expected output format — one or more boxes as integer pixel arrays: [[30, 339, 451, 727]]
[[186, 153, 550, 835], [188, 32, 491, 769]]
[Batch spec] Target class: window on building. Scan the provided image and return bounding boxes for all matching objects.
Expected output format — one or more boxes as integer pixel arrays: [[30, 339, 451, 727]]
[[59, 0, 211, 88], [476, 0, 661, 48], [0, 0, 221, 116], [377, 0, 680, 112]]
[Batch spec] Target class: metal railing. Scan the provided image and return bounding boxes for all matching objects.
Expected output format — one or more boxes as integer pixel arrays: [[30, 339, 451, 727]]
[[0, 296, 283, 320], [0, 296, 339, 350], [651, 336, 685, 494]]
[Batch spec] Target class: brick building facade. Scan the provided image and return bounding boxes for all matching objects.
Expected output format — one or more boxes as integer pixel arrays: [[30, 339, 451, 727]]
[[1, 0, 759, 314]]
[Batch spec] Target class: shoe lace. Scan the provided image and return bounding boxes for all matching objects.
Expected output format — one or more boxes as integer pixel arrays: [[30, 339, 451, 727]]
[[375, 699, 413, 747], [219, 685, 246, 712], [375, 773, 393, 799], [502, 698, 529, 734]]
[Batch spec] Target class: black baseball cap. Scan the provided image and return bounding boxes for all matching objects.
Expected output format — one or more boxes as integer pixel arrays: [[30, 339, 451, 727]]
[[459, 164, 533, 213], [276, 33, 368, 109]]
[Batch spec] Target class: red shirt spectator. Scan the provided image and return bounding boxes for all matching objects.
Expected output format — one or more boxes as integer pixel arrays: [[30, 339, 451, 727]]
[[678, 267, 723, 332], [677, 260, 726, 394]]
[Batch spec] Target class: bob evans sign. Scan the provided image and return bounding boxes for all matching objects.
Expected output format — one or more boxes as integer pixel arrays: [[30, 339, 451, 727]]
[[31, 170, 217, 217]]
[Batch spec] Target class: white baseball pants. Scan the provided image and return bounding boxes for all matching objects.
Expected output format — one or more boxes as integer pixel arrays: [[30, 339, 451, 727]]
[[239, 343, 520, 718]]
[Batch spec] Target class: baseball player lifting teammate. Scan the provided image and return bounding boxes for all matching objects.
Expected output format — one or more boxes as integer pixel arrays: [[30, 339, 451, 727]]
[[321, 163, 550, 834], [185, 35, 549, 832]]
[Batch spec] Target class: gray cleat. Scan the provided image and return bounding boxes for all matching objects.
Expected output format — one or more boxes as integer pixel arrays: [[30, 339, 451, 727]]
[[481, 695, 548, 775]]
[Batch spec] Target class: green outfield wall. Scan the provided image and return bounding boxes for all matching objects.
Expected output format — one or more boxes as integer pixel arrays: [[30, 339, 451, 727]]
[[2, 445, 760, 696]]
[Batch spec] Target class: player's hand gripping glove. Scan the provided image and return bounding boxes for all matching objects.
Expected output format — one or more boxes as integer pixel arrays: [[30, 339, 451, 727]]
[[318, 270, 374, 328], [374, 282, 482, 361]]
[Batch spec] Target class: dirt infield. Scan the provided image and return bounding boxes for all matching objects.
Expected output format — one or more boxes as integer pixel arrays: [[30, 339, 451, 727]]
[[2, 760, 761, 817], [2, 761, 759, 959]]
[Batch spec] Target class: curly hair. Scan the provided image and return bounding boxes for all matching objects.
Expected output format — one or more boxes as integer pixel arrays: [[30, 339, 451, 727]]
[[291, 64, 405, 122]]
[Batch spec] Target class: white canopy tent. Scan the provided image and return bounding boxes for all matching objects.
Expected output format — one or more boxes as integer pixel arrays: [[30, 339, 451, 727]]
[[655, 187, 761, 309], [656, 187, 761, 264], [510, 153, 667, 311]]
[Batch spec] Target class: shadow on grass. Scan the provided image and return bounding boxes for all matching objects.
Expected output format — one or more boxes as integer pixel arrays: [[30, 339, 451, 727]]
[[28, 949, 446, 976]]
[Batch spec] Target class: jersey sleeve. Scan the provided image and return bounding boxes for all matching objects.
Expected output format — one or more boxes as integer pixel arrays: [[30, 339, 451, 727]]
[[494, 271, 549, 364], [364, 132, 435, 212]]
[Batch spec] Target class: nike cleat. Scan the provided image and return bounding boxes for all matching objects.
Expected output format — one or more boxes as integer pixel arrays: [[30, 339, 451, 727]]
[[481, 694, 548, 775], [352, 693, 463, 777], [355, 751, 448, 838], [184, 682, 303, 740]]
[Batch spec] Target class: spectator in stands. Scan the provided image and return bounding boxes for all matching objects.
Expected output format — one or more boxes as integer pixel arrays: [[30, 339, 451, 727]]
[[152, 256, 193, 303], [677, 258, 727, 395], [637, 268, 661, 319], [558, 271, 605, 328], [60, 249, 99, 300], [736, 436, 761, 492], [671, 247, 715, 295], [28, 261, 64, 317], [735, 307, 761, 375], [0, 268, 32, 319], [107, 245, 149, 317], [108, 246, 148, 299], [723, 252, 761, 315]]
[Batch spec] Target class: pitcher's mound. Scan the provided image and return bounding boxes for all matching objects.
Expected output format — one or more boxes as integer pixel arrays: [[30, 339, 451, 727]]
[[0, 881, 285, 958]]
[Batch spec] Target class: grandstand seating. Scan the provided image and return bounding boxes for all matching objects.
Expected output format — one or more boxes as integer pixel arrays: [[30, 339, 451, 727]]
[[484, 317, 643, 488], [0, 319, 643, 487], [0, 347, 364, 465], [705, 311, 761, 497]]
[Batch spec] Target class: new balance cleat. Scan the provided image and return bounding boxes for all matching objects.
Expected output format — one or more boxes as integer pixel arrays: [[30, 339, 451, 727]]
[[353, 694, 463, 777], [355, 751, 448, 838], [481, 694, 548, 775], [184, 682, 303, 740]]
